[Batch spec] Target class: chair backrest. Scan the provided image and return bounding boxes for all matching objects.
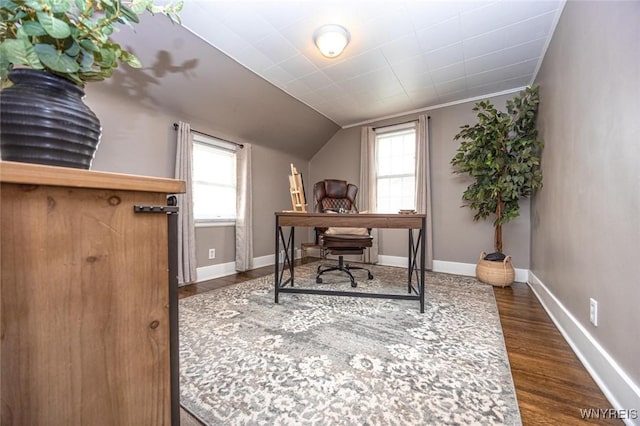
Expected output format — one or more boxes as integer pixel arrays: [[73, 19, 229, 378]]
[[313, 180, 359, 213]]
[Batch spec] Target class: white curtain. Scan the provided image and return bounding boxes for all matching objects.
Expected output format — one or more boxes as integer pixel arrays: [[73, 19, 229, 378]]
[[416, 115, 434, 270], [175, 121, 197, 285], [359, 126, 379, 264], [235, 143, 253, 271]]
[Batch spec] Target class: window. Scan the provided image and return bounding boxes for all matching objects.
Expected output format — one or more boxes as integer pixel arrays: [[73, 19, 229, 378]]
[[375, 123, 417, 213], [192, 134, 237, 221]]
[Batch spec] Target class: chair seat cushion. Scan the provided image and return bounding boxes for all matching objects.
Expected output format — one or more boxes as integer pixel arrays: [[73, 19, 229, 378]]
[[324, 226, 369, 236], [326, 248, 366, 255], [322, 211, 368, 236], [321, 234, 373, 249]]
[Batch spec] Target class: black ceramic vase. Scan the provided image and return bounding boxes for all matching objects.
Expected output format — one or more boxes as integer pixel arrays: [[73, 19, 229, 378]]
[[0, 69, 102, 169]]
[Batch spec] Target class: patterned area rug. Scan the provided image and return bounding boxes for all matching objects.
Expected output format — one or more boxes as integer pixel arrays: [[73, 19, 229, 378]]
[[179, 262, 521, 425]]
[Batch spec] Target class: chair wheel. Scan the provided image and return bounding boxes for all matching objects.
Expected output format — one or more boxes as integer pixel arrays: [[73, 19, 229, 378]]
[[351, 281, 357, 288], [316, 277, 323, 283], [368, 273, 374, 280]]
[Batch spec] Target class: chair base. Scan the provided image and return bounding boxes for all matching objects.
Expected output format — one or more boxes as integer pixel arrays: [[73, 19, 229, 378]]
[[315, 255, 373, 288]]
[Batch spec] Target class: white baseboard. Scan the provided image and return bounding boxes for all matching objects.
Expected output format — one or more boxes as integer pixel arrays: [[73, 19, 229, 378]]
[[197, 256, 529, 284], [252, 254, 274, 269], [196, 261, 237, 282], [197, 249, 302, 282], [432, 259, 477, 277], [377, 257, 528, 283], [377, 255, 407, 268], [253, 249, 302, 269], [528, 272, 640, 426], [379, 256, 477, 275], [432, 259, 529, 283]]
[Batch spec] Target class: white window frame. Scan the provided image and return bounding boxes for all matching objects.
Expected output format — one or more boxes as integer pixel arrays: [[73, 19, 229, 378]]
[[374, 122, 417, 214], [192, 133, 237, 226]]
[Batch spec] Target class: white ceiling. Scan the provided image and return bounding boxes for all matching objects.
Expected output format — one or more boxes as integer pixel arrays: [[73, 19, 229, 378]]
[[179, 0, 565, 127]]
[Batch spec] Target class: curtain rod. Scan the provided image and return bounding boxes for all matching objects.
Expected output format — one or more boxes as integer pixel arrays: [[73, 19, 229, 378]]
[[173, 123, 244, 149], [372, 116, 430, 131]]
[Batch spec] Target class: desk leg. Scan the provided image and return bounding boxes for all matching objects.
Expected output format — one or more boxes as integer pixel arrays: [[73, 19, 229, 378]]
[[407, 229, 421, 293], [275, 220, 295, 305], [408, 229, 414, 294], [420, 217, 426, 313], [289, 227, 295, 286], [275, 216, 280, 304], [407, 226, 426, 313]]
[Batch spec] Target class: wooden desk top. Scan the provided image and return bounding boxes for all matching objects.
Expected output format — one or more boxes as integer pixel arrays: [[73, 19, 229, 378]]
[[275, 211, 425, 229]]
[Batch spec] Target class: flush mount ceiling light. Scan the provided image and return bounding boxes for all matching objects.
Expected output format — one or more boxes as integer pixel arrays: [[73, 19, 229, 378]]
[[313, 24, 350, 58]]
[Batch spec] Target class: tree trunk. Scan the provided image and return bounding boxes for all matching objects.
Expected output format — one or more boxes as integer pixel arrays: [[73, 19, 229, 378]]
[[495, 197, 503, 253]]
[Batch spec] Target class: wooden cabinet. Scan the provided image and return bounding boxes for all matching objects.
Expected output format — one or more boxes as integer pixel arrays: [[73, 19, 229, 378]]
[[0, 161, 185, 425]]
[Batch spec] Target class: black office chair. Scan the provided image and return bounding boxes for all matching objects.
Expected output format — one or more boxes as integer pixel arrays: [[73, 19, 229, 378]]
[[313, 179, 373, 288]]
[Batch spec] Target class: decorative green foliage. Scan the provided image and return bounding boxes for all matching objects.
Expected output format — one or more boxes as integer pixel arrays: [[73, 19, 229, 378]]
[[0, 0, 182, 86], [451, 86, 543, 253]]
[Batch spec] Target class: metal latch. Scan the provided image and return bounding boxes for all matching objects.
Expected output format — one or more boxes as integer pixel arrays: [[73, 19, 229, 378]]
[[134, 205, 179, 214]]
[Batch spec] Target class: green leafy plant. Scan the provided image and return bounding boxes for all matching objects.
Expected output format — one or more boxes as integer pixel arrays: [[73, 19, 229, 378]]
[[0, 0, 182, 86], [451, 85, 543, 254]]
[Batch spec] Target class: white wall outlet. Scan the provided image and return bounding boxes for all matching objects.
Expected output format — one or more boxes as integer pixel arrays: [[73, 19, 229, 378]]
[[208, 248, 216, 260], [589, 298, 598, 326]]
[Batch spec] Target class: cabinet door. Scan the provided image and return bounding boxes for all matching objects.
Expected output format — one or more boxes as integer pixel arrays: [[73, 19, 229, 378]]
[[1, 184, 171, 425]]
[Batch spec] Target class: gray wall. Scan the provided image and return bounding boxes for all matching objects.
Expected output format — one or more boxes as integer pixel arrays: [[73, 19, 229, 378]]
[[252, 145, 310, 258], [82, 10, 338, 270], [310, 126, 361, 187], [430, 100, 531, 266], [192, 144, 309, 267], [87, 87, 177, 178], [196, 226, 236, 265], [103, 12, 340, 160], [310, 96, 532, 269], [85, 71, 322, 268], [532, 1, 640, 384]]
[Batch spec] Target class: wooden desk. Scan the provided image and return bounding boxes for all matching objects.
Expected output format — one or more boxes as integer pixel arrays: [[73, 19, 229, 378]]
[[274, 212, 427, 312]]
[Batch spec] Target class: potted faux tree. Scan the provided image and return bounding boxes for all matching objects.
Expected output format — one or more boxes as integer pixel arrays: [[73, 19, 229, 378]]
[[451, 86, 543, 286], [0, 0, 182, 169]]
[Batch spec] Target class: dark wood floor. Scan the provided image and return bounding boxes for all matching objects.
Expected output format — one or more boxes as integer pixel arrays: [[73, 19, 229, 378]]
[[179, 258, 620, 425], [493, 284, 620, 425]]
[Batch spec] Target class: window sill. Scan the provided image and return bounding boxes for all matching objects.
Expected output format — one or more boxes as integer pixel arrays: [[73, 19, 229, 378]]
[[195, 220, 236, 228]]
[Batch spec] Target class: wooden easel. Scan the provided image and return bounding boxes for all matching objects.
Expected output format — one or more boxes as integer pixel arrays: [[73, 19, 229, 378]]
[[288, 163, 307, 212]]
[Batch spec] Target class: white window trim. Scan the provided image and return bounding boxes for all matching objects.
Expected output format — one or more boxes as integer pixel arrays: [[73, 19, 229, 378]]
[[374, 122, 418, 213], [374, 121, 416, 135], [193, 133, 237, 151], [192, 133, 238, 222]]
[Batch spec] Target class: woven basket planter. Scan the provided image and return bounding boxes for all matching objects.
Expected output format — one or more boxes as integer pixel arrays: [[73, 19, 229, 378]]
[[476, 251, 515, 287]]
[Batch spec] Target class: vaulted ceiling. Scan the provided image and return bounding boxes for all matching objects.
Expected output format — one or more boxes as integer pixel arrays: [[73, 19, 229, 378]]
[[180, 0, 565, 127], [103, 1, 565, 159]]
